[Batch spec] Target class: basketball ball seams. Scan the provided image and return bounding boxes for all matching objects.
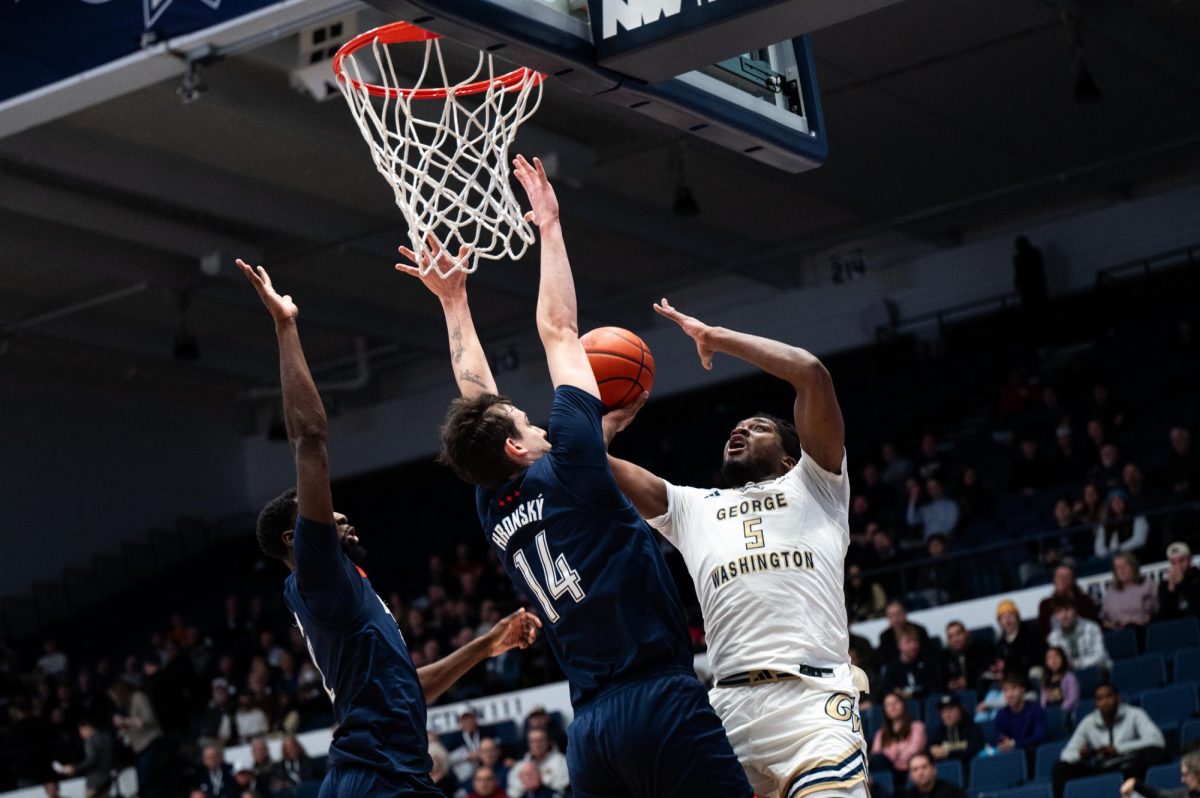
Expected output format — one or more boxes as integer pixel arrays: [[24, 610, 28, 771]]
[[581, 326, 654, 410]]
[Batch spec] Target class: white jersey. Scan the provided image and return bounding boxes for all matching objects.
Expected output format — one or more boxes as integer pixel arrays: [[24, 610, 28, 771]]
[[648, 452, 851, 681]]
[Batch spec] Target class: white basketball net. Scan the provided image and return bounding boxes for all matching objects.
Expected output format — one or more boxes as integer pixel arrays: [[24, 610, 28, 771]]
[[335, 32, 544, 278]]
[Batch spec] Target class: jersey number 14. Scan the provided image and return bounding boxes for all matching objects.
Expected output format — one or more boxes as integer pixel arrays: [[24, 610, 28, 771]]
[[513, 531, 585, 623]]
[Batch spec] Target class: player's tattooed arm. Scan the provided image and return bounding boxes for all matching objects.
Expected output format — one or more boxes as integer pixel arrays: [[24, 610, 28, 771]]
[[237, 258, 334, 526], [396, 235, 499, 399], [654, 297, 845, 474], [416, 609, 541, 703]]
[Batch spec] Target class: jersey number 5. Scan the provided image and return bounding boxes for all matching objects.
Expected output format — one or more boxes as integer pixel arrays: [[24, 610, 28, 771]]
[[512, 530, 585, 623]]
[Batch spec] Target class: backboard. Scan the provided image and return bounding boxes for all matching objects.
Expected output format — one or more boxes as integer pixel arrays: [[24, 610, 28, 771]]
[[353, 0, 899, 172]]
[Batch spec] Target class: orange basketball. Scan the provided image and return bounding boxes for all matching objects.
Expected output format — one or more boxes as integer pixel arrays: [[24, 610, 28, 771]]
[[580, 327, 655, 410]]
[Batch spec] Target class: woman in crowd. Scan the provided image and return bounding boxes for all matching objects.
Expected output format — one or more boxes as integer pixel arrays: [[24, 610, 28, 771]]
[[1074, 482, 1105, 526], [1101, 552, 1157, 632], [1040, 645, 1079, 716], [1094, 490, 1149, 559], [870, 690, 927, 778]]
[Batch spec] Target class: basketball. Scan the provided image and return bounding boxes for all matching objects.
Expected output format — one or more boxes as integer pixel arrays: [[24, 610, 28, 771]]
[[581, 327, 655, 410]]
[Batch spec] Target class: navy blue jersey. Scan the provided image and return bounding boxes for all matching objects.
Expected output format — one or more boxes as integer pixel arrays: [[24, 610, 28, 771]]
[[476, 386, 692, 707], [283, 517, 431, 776]]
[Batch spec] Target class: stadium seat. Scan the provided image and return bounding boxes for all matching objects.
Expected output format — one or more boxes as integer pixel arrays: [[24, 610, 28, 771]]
[[1033, 740, 1068, 784], [1104, 627, 1138, 660], [1044, 705, 1067, 741], [1146, 761, 1182, 790], [1074, 666, 1102, 699], [1183, 718, 1200, 748], [969, 750, 1026, 794], [1140, 684, 1199, 732], [1175, 648, 1200, 683], [1073, 698, 1096, 727], [1062, 772, 1121, 798], [973, 626, 998, 646], [1112, 655, 1167, 694], [937, 759, 964, 788], [1147, 618, 1200, 655], [979, 786, 1052, 798], [491, 720, 521, 746], [978, 719, 997, 746]]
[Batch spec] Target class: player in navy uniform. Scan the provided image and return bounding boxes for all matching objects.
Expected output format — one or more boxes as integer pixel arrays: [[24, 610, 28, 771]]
[[396, 156, 752, 798], [237, 258, 540, 798]]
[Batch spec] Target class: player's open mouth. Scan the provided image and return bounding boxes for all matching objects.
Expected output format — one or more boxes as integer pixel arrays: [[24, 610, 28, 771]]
[[727, 439, 747, 453]]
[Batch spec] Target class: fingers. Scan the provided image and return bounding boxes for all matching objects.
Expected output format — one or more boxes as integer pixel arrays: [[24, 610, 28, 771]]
[[397, 246, 419, 265], [235, 258, 262, 286], [532, 156, 547, 182], [631, 390, 650, 411], [524, 211, 536, 224], [652, 297, 679, 319]]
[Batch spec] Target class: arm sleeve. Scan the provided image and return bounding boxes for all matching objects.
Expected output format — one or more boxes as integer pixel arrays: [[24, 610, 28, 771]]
[[1060, 721, 1087, 764], [1117, 710, 1165, 753], [293, 516, 364, 624], [1120, 518, 1149, 552], [792, 450, 850, 518], [1062, 672, 1079, 714], [645, 481, 700, 548]]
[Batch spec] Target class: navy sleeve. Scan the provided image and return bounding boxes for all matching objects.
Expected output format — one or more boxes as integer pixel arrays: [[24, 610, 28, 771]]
[[546, 386, 624, 507], [293, 516, 364, 624]]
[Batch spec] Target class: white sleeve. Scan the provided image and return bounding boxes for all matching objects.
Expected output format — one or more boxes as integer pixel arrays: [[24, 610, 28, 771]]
[[646, 482, 704, 548], [790, 449, 851, 518]]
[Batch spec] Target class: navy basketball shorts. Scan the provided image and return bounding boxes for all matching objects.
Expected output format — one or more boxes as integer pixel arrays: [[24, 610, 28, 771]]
[[318, 765, 443, 798], [566, 668, 754, 798]]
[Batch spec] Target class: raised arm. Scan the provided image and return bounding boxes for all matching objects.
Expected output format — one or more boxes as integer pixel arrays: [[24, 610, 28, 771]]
[[654, 299, 845, 474], [600, 392, 668, 518], [416, 609, 540, 703], [396, 237, 498, 399], [238, 259, 334, 526], [513, 155, 600, 399]]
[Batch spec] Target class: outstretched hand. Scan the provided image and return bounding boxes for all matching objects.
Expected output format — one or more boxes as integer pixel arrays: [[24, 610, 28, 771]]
[[237, 258, 298, 324], [487, 608, 542, 656], [602, 391, 649, 446], [396, 233, 473, 287], [513, 154, 560, 228], [654, 298, 715, 370]]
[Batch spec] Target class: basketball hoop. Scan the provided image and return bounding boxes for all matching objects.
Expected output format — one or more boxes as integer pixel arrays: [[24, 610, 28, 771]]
[[332, 22, 546, 278]]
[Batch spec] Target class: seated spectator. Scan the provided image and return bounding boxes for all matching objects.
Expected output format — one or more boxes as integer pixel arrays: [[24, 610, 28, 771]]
[[1088, 383, 1126, 432], [1047, 596, 1111, 671], [247, 738, 272, 793], [507, 729, 568, 798], [1095, 490, 1150, 559], [57, 716, 113, 798], [448, 709, 484, 783], [1037, 564, 1101, 638], [233, 694, 268, 742], [878, 601, 931, 664], [197, 744, 237, 798], [268, 736, 321, 794], [1101, 552, 1157, 631], [860, 461, 899, 523], [928, 695, 983, 766], [881, 442, 915, 488], [1011, 437, 1054, 495], [1120, 748, 1200, 798], [879, 624, 941, 701], [994, 672, 1046, 752], [1074, 481, 1105, 526], [994, 599, 1046, 682], [230, 760, 261, 798], [870, 527, 905, 593], [849, 635, 880, 711], [468, 766, 508, 798], [916, 432, 949, 481], [1091, 443, 1125, 490], [1050, 424, 1088, 485], [429, 740, 459, 798], [941, 621, 993, 695], [1053, 683, 1167, 798], [850, 494, 877, 538], [1083, 419, 1108, 470], [954, 465, 994, 523], [870, 691, 927, 777], [845, 564, 887, 622], [1161, 427, 1198, 501], [512, 761, 565, 798], [906, 477, 960, 541], [913, 534, 961, 604], [1040, 646, 1079, 716], [198, 681, 236, 748], [1158, 542, 1200, 619], [1122, 462, 1158, 509], [902, 752, 967, 798], [476, 737, 511, 791]]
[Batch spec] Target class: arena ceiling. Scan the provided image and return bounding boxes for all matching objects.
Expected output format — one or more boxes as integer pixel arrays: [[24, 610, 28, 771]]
[[1, 0, 1199, 413]]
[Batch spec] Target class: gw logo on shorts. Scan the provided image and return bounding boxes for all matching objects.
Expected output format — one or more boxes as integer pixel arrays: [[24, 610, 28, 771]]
[[824, 692, 862, 734]]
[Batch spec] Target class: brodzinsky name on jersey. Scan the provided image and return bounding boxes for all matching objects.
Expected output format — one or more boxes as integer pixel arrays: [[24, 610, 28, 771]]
[[491, 495, 545, 551], [708, 550, 815, 591]]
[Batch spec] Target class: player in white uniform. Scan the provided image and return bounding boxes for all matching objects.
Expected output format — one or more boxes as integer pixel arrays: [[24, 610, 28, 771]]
[[603, 299, 867, 798]]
